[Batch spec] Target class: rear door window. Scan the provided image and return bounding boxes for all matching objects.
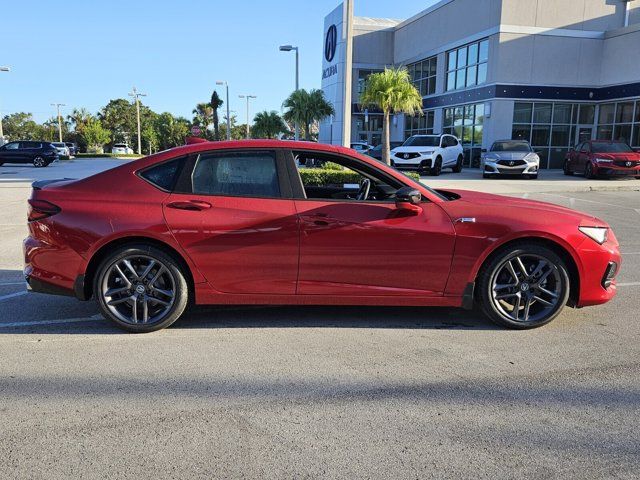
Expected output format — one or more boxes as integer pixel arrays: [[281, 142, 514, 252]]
[[190, 151, 281, 198]]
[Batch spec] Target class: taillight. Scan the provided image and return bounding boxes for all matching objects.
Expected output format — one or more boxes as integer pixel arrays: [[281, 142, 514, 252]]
[[28, 199, 61, 222]]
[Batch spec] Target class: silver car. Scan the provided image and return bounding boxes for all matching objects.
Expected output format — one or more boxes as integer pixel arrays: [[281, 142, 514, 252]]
[[481, 140, 540, 179]]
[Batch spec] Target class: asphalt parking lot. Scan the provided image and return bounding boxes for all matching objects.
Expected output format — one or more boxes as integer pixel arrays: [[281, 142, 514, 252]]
[[1, 160, 639, 478]]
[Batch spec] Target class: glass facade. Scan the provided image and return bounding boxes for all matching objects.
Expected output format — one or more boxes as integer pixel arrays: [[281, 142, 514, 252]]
[[443, 103, 485, 166], [446, 39, 489, 92], [511, 102, 598, 168], [596, 100, 640, 147], [354, 113, 383, 146], [357, 69, 382, 95], [407, 56, 437, 97], [404, 111, 435, 138]]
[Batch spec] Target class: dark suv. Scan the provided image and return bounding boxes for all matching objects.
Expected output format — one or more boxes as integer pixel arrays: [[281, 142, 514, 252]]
[[0, 141, 59, 167]]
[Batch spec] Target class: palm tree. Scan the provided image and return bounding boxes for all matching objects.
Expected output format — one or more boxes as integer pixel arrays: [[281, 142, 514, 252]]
[[67, 108, 94, 133], [192, 103, 213, 132], [283, 88, 334, 141], [210, 91, 224, 140], [252, 111, 288, 139], [360, 67, 423, 165]]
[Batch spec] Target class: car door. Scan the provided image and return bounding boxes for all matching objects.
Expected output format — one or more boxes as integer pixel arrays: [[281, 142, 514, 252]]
[[442, 136, 456, 166], [162, 149, 299, 295], [291, 150, 456, 296], [0, 142, 21, 163], [569, 143, 583, 170], [578, 142, 591, 171]]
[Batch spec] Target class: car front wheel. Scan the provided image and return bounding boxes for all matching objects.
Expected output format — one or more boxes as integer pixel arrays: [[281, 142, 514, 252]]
[[563, 160, 573, 176], [94, 245, 189, 333], [585, 162, 595, 179], [33, 156, 47, 168], [477, 243, 570, 329], [431, 157, 442, 176]]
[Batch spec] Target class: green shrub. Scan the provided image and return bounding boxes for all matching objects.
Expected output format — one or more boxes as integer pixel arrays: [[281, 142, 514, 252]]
[[323, 161, 344, 171], [299, 168, 420, 186]]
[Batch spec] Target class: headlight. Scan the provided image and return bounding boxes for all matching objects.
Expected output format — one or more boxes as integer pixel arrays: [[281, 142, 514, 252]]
[[595, 158, 613, 164], [579, 226, 608, 244], [524, 153, 539, 162], [419, 151, 434, 155]]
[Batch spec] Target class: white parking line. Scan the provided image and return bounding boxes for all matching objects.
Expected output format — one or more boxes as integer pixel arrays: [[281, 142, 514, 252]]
[[0, 291, 27, 302], [0, 282, 26, 286], [617, 282, 640, 287], [539, 193, 640, 211], [0, 315, 102, 329]]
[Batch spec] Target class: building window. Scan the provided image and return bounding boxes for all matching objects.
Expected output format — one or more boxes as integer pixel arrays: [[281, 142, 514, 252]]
[[407, 56, 437, 97], [357, 69, 382, 95], [443, 103, 484, 167], [404, 110, 435, 138], [596, 100, 639, 146], [512, 102, 598, 169], [446, 39, 489, 92]]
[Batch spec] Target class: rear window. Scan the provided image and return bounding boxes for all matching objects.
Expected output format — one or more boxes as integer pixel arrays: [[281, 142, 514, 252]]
[[113, 144, 127, 148], [190, 151, 280, 198], [139, 157, 185, 191]]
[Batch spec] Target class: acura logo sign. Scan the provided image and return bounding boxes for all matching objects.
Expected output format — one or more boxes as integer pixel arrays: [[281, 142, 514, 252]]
[[404, 154, 410, 159], [509, 161, 515, 166], [325, 24, 337, 62], [626, 161, 632, 167]]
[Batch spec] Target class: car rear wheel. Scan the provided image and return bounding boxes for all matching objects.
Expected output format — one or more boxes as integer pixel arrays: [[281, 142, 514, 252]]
[[477, 243, 570, 329], [431, 157, 442, 176], [94, 245, 189, 333], [563, 160, 573, 176], [452, 155, 463, 173], [33, 156, 47, 168]]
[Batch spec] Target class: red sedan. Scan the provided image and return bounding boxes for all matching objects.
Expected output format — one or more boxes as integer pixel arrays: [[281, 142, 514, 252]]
[[563, 140, 640, 178], [24, 140, 620, 332]]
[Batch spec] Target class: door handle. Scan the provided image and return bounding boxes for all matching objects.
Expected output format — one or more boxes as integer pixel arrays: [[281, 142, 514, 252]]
[[301, 213, 333, 227], [167, 200, 212, 211]]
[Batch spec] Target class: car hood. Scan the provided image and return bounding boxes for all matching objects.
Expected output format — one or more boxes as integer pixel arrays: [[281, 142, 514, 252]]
[[484, 152, 531, 160], [592, 152, 640, 160], [438, 189, 606, 227], [392, 146, 438, 153]]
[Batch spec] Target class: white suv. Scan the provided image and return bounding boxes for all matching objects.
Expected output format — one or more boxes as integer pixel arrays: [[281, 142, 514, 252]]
[[112, 143, 134, 155], [390, 134, 464, 176]]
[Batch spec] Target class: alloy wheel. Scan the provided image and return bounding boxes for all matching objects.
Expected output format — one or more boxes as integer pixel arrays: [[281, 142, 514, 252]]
[[490, 254, 562, 324], [33, 156, 46, 168], [100, 255, 176, 325]]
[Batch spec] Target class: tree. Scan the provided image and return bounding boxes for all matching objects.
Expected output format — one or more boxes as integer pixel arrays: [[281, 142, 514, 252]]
[[99, 99, 137, 146], [360, 67, 423, 165], [192, 102, 213, 133], [283, 89, 334, 141], [252, 110, 288, 139], [82, 118, 111, 153], [210, 91, 223, 141], [1, 112, 42, 141], [67, 108, 94, 133], [155, 112, 190, 150]]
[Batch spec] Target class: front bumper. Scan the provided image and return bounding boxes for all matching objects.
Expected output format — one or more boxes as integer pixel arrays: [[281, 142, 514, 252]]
[[575, 232, 621, 307], [483, 159, 539, 176], [391, 156, 433, 172], [593, 164, 640, 176]]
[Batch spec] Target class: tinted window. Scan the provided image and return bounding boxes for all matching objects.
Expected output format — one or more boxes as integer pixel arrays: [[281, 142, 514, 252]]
[[580, 143, 591, 153], [491, 141, 531, 152], [4, 142, 19, 150], [446, 136, 458, 147], [403, 136, 440, 147], [140, 157, 185, 191], [23, 141, 41, 149], [592, 142, 634, 153], [191, 151, 280, 198]]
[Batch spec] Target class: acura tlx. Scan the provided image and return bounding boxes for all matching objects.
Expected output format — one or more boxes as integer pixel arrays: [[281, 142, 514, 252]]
[[24, 140, 620, 332]]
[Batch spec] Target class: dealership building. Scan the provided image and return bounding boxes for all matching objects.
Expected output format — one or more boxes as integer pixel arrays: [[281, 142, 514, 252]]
[[319, 0, 640, 168]]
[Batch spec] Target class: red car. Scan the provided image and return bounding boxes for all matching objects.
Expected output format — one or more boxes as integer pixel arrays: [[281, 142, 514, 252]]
[[24, 140, 620, 332], [563, 140, 640, 178]]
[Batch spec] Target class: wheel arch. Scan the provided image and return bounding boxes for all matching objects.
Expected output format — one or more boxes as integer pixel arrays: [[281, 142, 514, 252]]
[[472, 236, 581, 307], [81, 236, 196, 301]]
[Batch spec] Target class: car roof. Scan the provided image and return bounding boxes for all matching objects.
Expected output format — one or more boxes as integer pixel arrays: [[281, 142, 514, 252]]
[[590, 140, 625, 143], [494, 139, 530, 143]]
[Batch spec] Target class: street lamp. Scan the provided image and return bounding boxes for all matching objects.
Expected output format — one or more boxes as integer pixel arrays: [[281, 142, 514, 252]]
[[279, 44, 300, 141], [216, 81, 231, 141], [0, 66, 10, 143], [50, 103, 66, 143], [238, 95, 256, 139], [128, 86, 147, 155]]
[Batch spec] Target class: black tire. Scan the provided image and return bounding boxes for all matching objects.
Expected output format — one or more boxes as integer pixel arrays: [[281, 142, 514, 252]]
[[452, 155, 463, 173], [476, 242, 570, 329], [563, 160, 573, 176], [94, 244, 189, 333], [431, 157, 442, 176], [528, 174, 538, 179], [33, 156, 47, 168], [482, 173, 491, 179], [585, 162, 595, 179]]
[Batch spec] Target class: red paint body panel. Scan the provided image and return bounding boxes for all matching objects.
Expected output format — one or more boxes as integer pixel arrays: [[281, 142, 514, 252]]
[[23, 140, 620, 312], [565, 140, 640, 176]]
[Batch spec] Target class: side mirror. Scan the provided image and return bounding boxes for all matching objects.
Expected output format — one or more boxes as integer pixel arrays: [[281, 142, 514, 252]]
[[395, 187, 422, 214], [481, 148, 487, 153]]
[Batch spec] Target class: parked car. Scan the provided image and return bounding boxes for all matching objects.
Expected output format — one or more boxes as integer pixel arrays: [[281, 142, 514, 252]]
[[391, 134, 464, 175], [350, 142, 374, 154], [368, 142, 403, 161], [65, 142, 79, 156], [564, 140, 640, 179], [24, 140, 620, 332], [0, 141, 58, 167], [51, 142, 70, 156], [112, 143, 134, 155], [481, 140, 540, 179]]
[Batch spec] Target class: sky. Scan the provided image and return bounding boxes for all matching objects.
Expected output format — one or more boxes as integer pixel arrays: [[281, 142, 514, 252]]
[[0, 0, 437, 123]]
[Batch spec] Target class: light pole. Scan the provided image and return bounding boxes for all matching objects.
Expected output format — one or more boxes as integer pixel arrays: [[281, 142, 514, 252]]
[[128, 86, 147, 155], [0, 66, 9, 143], [216, 81, 231, 141], [50, 102, 66, 142], [238, 95, 256, 139], [279, 45, 299, 140]]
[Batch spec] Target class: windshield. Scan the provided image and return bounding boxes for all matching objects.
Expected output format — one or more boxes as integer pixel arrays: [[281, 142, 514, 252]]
[[114, 144, 127, 148], [592, 142, 634, 153], [52, 143, 65, 147], [491, 141, 531, 152], [403, 136, 440, 147]]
